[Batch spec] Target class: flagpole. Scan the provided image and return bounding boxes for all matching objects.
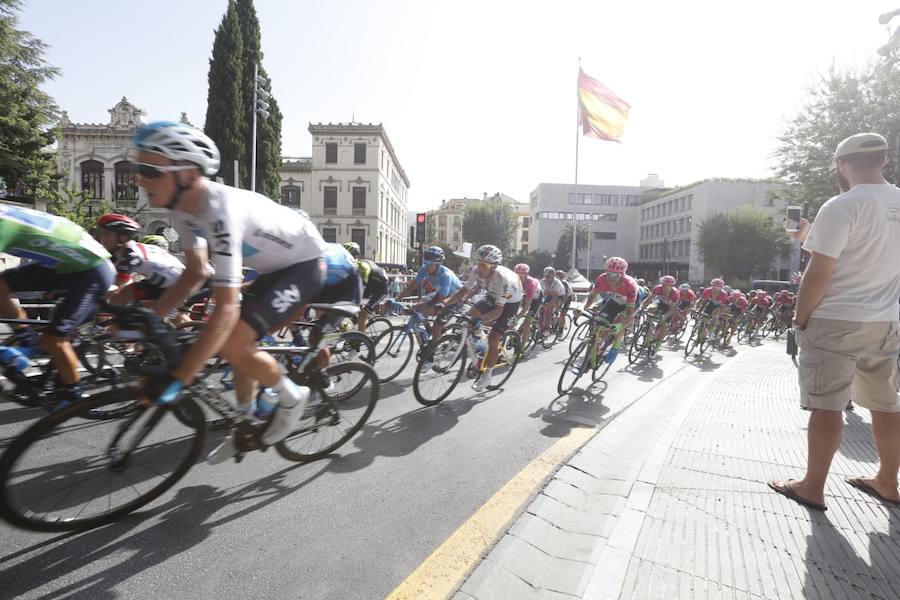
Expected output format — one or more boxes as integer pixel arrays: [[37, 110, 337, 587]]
[[572, 57, 581, 273]]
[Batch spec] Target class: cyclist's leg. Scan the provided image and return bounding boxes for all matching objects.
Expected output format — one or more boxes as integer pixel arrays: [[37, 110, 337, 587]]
[[358, 278, 387, 332], [485, 301, 519, 368]]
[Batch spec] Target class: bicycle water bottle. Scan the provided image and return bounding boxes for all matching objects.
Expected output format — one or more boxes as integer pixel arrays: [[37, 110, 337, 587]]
[[254, 388, 278, 421], [474, 335, 487, 355], [0, 346, 32, 374]]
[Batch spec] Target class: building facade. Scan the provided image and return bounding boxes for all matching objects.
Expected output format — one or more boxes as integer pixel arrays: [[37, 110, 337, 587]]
[[529, 179, 800, 284], [427, 193, 529, 253], [278, 122, 410, 264], [56, 97, 176, 238], [528, 183, 649, 273]]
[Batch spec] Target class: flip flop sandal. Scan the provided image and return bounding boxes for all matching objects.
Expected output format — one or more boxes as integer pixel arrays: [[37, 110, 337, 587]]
[[846, 478, 900, 506], [768, 480, 827, 511]]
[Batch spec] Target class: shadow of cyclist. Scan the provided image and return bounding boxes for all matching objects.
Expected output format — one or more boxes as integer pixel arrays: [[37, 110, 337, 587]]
[[531, 389, 610, 439]]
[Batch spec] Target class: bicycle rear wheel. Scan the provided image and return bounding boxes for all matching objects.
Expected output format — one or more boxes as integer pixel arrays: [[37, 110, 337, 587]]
[[684, 323, 701, 357], [413, 334, 466, 406], [540, 324, 557, 349], [592, 336, 613, 382], [487, 331, 521, 390], [558, 341, 590, 395], [569, 320, 590, 354], [372, 326, 413, 382], [629, 322, 650, 364], [556, 313, 572, 342], [276, 361, 379, 462], [0, 392, 206, 532], [364, 316, 392, 341]]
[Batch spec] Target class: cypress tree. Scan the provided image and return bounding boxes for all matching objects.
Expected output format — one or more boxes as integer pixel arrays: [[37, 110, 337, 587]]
[[204, 0, 244, 187]]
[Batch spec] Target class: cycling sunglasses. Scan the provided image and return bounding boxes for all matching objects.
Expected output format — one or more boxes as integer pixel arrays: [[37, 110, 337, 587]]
[[132, 162, 197, 179]]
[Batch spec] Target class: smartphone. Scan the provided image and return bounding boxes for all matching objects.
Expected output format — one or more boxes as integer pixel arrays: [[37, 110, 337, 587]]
[[785, 206, 801, 233]]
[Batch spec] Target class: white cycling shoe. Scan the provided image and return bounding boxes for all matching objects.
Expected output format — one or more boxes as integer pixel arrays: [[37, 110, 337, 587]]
[[261, 386, 310, 446]]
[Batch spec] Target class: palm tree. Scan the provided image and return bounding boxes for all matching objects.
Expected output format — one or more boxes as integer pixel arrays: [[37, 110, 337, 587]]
[[557, 223, 589, 270]]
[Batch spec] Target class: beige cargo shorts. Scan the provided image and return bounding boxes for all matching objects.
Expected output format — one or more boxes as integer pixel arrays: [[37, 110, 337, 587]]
[[797, 318, 900, 412]]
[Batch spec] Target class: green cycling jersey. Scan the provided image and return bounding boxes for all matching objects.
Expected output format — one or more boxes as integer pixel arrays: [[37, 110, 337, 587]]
[[0, 205, 110, 273], [355, 258, 386, 285]]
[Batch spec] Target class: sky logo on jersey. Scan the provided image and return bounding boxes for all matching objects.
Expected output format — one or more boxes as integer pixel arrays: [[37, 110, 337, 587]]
[[271, 284, 301, 314], [241, 242, 260, 257]]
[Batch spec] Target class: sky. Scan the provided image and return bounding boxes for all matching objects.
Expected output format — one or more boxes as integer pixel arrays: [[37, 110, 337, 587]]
[[16, 0, 900, 210]]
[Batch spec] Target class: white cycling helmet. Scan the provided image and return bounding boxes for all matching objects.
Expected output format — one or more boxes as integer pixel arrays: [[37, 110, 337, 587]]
[[132, 121, 221, 177], [475, 244, 503, 265]]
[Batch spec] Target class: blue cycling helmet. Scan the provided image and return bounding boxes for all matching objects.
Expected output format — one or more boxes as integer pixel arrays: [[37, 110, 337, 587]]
[[423, 246, 445, 262]]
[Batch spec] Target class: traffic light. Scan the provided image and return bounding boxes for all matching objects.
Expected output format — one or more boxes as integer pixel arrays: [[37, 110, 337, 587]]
[[416, 213, 427, 244]]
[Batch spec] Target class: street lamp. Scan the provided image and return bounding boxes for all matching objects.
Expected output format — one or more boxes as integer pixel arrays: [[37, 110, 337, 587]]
[[251, 63, 271, 192]]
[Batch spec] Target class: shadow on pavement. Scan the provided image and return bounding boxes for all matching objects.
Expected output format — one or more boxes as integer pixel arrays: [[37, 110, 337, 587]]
[[530, 387, 610, 439], [325, 395, 482, 474], [684, 355, 721, 371], [839, 409, 878, 464], [0, 461, 329, 600], [623, 360, 664, 382]]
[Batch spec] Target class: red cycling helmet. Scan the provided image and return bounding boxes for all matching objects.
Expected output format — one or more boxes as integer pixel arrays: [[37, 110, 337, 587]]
[[659, 275, 676, 286], [514, 263, 530, 275], [97, 213, 140, 235], [605, 256, 628, 274]]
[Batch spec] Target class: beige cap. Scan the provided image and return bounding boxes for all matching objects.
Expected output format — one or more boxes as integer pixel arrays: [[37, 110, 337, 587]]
[[831, 132, 888, 168]]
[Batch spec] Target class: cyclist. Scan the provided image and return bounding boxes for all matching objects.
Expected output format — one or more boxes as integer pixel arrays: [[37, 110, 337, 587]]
[[670, 282, 697, 335], [514, 263, 541, 348], [131, 121, 328, 462], [299, 242, 362, 350], [556, 269, 574, 332], [442, 244, 523, 392], [580, 257, 639, 364], [96, 213, 188, 307], [723, 289, 749, 347], [0, 205, 115, 408], [343, 241, 389, 333], [393, 245, 463, 363], [539, 266, 565, 332], [695, 278, 730, 336], [747, 288, 772, 329], [638, 275, 680, 351], [636, 278, 650, 304]]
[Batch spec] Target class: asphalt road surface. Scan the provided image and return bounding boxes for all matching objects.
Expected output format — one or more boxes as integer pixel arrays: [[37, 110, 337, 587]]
[[0, 333, 747, 600]]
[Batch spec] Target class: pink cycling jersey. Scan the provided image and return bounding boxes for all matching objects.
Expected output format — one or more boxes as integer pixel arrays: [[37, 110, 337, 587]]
[[593, 273, 638, 305], [521, 275, 541, 300], [731, 295, 749, 310], [751, 295, 772, 309], [651, 284, 680, 305], [701, 288, 729, 306], [678, 289, 697, 305]]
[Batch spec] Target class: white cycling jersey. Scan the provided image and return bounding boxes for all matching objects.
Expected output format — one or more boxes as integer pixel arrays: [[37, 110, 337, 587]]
[[116, 241, 185, 288], [464, 264, 524, 304], [540, 276, 565, 297], [171, 181, 327, 287]]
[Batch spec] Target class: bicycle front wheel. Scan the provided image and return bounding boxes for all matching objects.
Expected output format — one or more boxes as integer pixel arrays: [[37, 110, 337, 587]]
[[372, 326, 414, 382], [488, 331, 521, 390], [556, 313, 572, 342], [569, 320, 590, 354], [0, 392, 206, 532], [413, 333, 466, 406], [276, 361, 379, 462], [558, 341, 590, 395]]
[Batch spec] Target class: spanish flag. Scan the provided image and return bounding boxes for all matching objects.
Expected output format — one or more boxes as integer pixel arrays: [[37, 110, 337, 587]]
[[577, 69, 630, 142]]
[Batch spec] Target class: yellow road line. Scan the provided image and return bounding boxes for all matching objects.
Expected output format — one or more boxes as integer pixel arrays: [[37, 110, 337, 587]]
[[386, 425, 597, 600]]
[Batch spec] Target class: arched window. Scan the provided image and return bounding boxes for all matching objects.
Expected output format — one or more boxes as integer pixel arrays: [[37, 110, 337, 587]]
[[114, 161, 138, 206], [80, 160, 104, 199]]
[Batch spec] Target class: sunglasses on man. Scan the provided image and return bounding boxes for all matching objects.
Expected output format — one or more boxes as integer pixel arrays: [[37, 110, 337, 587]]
[[132, 162, 197, 179]]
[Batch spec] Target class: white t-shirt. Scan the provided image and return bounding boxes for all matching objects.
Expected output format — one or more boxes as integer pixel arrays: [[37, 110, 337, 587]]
[[464, 264, 524, 304], [803, 183, 900, 322], [172, 181, 327, 288], [540, 276, 565, 297]]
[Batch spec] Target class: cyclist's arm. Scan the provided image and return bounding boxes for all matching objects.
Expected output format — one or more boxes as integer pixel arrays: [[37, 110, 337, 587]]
[[639, 296, 653, 311], [173, 284, 241, 384], [518, 296, 532, 316], [154, 246, 211, 318], [582, 291, 598, 311], [395, 278, 419, 301], [477, 300, 505, 326]]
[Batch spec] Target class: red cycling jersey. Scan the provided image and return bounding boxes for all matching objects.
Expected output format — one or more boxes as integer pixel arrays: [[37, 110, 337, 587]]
[[678, 289, 697, 305], [651, 284, 681, 305], [593, 273, 639, 306], [731, 295, 749, 310], [701, 288, 729, 306], [521, 275, 541, 300], [751, 295, 772, 309]]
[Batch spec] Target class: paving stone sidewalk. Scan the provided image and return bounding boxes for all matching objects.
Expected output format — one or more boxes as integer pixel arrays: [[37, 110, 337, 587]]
[[455, 343, 900, 600]]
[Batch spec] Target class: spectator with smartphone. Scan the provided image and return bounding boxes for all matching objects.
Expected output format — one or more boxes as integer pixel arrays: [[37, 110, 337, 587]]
[[769, 132, 900, 511]]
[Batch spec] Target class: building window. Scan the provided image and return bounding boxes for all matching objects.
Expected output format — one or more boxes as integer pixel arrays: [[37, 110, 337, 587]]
[[352, 187, 366, 215], [324, 186, 337, 215], [454, 215, 461, 227], [351, 228, 365, 252], [522, 217, 530, 228], [687, 195, 693, 210], [281, 185, 301, 207], [521, 230, 529, 242], [325, 142, 338, 164], [81, 160, 104, 199], [522, 244, 528, 253], [438, 215, 447, 226], [113, 161, 138, 205], [594, 231, 616, 240], [322, 227, 337, 243], [354, 143, 366, 164], [452, 230, 460, 242], [687, 216, 692, 230]]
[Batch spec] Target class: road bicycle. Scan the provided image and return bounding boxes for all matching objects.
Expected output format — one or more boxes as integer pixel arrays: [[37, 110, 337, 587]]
[[412, 315, 521, 406], [683, 310, 717, 357], [628, 311, 669, 364], [0, 301, 379, 533], [557, 310, 622, 395]]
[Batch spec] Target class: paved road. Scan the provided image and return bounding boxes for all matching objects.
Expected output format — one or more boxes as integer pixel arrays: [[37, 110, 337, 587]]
[[0, 335, 747, 600]]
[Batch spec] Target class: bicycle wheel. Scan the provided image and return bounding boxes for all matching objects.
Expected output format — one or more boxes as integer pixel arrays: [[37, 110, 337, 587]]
[[540, 324, 557, 349], [413, 333, 467, 406], [364, 316, 392, 341], [372, 326, 414, 382], [520, 323, 537, 356], [592, 335, 613, 382], [569, 320, 590, 354], [276, 361, 379, 462], [684, 323, 701, 357], [0, 391, 206, 532], [331, 331, 375, 365], [558, 340, 590, 395], [628, 322, 650, 364], [488, 331, 521, 390], [76, 337, 129, 381]]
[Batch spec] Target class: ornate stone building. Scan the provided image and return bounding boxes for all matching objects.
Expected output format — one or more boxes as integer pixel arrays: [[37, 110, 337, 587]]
[[56, 97, 189, 239]]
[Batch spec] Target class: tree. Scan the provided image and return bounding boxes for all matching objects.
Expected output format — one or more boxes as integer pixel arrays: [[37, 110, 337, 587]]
[[695, 206, 791, 281], [461, 201, 517, 257], [0, 0, 60, 201], [773, 61, 900, 216], [555, 223, 589, 270], [46, 185, 112, 231], [235, 0, 282, 198], [204, 0, 245, 187]]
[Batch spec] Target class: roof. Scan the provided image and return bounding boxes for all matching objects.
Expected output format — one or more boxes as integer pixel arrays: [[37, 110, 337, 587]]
[[308, 122, 409, 188], [281, 156, 312, 172]]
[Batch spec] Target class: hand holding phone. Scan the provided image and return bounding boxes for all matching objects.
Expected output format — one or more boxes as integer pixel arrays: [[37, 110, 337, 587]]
[[785, 206, 801, 233]]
